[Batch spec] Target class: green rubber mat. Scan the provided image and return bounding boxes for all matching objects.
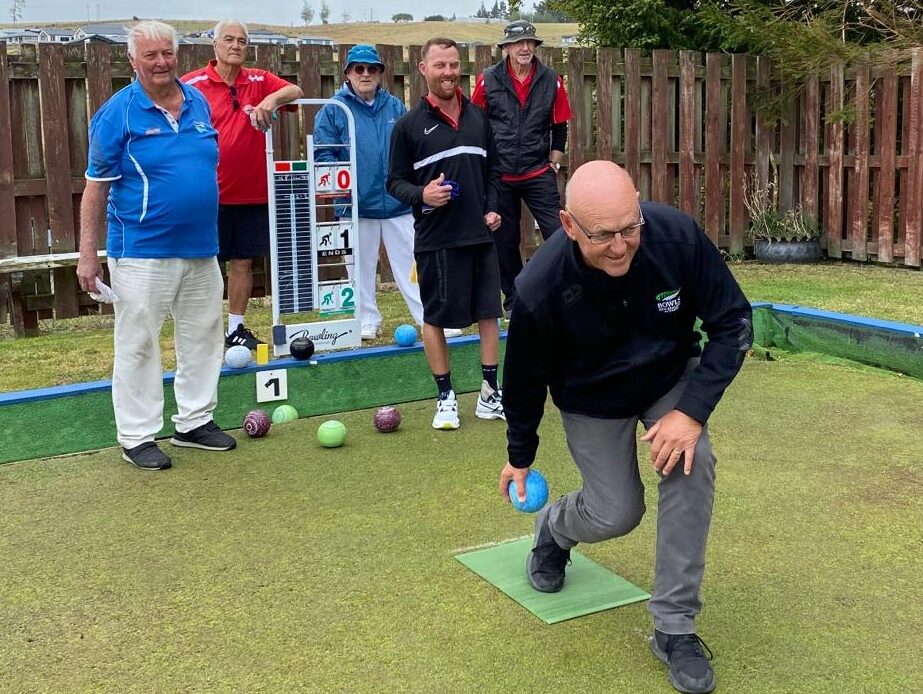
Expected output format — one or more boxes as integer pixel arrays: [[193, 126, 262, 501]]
[[456, 538, 650, 624]]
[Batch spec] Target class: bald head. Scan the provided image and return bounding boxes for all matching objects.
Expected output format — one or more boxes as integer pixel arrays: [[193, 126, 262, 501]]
[[565, 160, 638, 220], [560, 160, 643, 277]]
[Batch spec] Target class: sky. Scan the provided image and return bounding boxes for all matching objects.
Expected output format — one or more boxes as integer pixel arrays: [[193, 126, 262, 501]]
[[14, 1, 489, 26]]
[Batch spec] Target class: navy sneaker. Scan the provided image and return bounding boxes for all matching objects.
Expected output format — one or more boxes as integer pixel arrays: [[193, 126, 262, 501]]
[[121, 442, 172, 470], [651, 630, 715, 694], [526, 506, 570, 592], [171, 421, 237, 451], [225, 324, 263, 350]]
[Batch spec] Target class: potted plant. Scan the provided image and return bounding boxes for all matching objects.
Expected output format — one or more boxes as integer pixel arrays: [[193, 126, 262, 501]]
[[745, 173, 822, 264]]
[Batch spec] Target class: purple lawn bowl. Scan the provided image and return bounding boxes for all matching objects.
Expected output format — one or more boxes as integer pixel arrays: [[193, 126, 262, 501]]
[[373, 406, 402, 433], [243, 409, 272, 438]]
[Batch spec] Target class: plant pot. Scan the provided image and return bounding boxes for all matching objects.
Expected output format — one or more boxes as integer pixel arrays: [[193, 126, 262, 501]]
[[753, 239, 821, 264]]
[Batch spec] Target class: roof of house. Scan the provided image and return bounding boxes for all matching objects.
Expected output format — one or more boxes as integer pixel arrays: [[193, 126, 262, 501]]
[[77, 23, 129, 35]]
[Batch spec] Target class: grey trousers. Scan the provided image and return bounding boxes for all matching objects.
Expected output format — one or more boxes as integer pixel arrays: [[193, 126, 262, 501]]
[[547, 359, 717, 634]]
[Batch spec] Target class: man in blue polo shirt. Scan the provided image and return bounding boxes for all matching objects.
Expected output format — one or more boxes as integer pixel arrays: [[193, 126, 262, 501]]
[[77, 20, 236, 471]]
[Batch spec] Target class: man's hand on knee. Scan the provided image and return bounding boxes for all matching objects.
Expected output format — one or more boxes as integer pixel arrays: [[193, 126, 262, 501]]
[[640, 410, 702, 476]]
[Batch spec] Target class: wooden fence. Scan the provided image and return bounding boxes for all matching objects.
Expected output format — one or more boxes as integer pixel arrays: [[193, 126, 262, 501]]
[[1, 42, 921, 336]]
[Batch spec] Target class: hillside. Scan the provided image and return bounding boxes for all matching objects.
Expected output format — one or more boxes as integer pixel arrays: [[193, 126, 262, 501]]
[[0, 20, 581, 47]]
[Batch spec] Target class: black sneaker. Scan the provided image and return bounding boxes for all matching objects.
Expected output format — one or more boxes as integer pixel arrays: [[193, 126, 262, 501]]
[[170, 421, 237, 451], [651, 630, 715, 694], [225, 324, 263, 350], [121, 442, 172, 470], [526, 506, 570, 592]]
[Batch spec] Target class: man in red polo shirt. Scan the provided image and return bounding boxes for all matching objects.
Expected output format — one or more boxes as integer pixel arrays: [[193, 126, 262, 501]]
[[183, 18, 303, 350], [471, 19, 571, 319]]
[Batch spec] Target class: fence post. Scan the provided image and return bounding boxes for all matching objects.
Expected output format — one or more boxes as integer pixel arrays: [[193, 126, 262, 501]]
[[850, 63, 870, 261], [905, 49, 922, 267], [729, 54, 749, 256], [827, 63, 845, 258]]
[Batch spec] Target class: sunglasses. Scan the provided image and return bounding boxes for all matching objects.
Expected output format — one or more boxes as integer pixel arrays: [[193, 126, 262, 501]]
[[229, 85, 240, 111], [505, 25, 533, 38], [351, 64, 381, 75], [567, 208, 645, 245]]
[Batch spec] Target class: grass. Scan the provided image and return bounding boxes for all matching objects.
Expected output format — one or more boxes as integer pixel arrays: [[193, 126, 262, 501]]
[[1, 360, 921, 692], [1, 260, 921, 393]]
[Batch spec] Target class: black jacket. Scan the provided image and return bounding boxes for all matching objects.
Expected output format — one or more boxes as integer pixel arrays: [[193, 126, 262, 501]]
[[503, 202, 753, 468], [481, 58, 561, 175], [387, 94, 501, 252]]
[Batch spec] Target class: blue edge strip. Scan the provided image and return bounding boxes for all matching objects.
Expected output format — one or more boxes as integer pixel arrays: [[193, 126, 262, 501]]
[[2, 304, 922, 408]]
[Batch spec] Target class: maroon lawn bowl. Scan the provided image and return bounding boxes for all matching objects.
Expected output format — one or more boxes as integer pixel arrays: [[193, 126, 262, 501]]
[[243, 409, 272, 438], [373, 406, 402, 433]]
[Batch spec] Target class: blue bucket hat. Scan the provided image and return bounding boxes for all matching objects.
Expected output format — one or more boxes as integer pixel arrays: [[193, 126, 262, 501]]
[[344, 45, 385, 73]]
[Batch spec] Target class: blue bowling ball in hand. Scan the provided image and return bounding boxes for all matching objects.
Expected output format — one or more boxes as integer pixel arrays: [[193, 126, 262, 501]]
[[394, 323, 418, 347], [509, 469, 549, 513]]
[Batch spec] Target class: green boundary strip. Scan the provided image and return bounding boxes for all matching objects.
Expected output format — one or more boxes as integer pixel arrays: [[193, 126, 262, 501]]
[[3, 305, 921, 465], [0, 338, 500, 465]]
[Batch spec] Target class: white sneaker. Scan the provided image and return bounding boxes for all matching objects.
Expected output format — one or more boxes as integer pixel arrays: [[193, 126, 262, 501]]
[[432, 390, 460, 430], [361, 324, 380, 341], [444, 328, 463, 339], [475, 380, 505, 420]]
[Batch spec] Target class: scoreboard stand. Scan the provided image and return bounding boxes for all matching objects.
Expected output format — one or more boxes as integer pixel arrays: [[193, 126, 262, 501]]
[[265, 99, 361, 357]]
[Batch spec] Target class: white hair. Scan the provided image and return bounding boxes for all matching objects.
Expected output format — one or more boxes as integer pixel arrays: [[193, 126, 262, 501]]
[[213, 18, 249, 40], [127, 20, 178, 57]]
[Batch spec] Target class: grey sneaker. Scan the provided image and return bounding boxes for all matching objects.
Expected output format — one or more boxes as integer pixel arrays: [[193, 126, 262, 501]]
[[170, 421, 237, 451], [651, 631, 715, 694], [526, 506, 570, 592], [121, 441, 172, 470]]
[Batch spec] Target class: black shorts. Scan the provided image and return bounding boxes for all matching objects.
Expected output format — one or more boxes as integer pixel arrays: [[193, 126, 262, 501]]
[[218, 204, 270, 262], [415, 243, 502, 329]]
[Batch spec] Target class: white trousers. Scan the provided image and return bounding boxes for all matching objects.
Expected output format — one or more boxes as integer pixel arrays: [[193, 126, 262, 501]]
[[352, 214, 423, 328], [109, 257, 224, 449]]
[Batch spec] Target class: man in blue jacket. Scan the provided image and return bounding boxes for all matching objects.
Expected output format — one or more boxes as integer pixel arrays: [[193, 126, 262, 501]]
[[315, 46, 460, 341], [499, 160, 753, 694]]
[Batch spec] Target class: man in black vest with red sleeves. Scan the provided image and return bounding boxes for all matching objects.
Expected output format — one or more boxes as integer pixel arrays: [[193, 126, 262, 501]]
[[471, 19, 572, 317]]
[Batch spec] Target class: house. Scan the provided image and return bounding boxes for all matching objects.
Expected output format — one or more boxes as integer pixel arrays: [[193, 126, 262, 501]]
[[290, 36, 336, 46], [38, 28, 75, 43], [73, 23, 130, 43], [0, 28, 42, 44], [247, 29, 289, 45]]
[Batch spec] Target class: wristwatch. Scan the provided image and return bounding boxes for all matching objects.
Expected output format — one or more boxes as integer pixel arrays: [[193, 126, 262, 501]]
[[549, 161, 561, 173]]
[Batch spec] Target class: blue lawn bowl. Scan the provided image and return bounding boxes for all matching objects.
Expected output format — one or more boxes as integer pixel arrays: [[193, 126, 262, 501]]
[[509, 469, 549, 513], [394, 323, 418, 347]]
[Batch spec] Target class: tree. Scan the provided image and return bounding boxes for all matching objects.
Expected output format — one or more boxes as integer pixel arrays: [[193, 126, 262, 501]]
[[341, 9, 351, 22], [476, 2, 490, 18], [10, 0, 25, 25], [319, 0, 330, 24], [301, 0, 314, 25], [392, 12, 413, 22], [423, 14, 447, 21]]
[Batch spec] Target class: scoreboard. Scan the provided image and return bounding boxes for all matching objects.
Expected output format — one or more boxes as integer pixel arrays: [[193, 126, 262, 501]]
[[265, 100, 361, 356]]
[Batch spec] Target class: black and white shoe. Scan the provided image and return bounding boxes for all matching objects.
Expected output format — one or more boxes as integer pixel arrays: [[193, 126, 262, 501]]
[[475, 380, 505, 420], [171, 421, 237, 451], [122, 442, 172, 470], [225, 324, 263, 350]]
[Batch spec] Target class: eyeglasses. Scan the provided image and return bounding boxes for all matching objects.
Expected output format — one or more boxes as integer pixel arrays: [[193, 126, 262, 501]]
[[351, 64, 381, 75], [229, 85, 239, 111], [566, 208, 645, 245]]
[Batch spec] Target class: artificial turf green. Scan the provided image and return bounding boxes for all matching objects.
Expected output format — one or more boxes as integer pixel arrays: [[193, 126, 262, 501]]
[[456, 538, 650, 624], [1, 356, 921, 692]]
